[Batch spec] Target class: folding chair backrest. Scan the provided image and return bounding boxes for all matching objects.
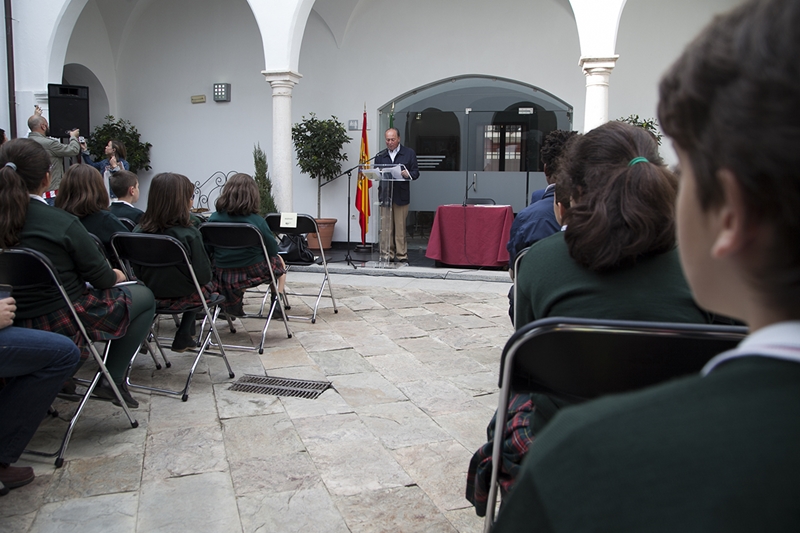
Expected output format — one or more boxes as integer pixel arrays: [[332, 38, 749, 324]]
[[118, 218, 136, 231], [111, 233, 191, 271], [484, 316, 748, 530], [264, 213, 318, 236], [501, 317, 748, 402], [199, 222, 265, 252], [0, 248, 72, 311]]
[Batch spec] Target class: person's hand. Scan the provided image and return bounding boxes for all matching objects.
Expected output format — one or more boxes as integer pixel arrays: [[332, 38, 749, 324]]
[[0, 297, 17, 329], [109, 155, 118, 169], [80, 141, 88, 151], [34, 105, 43, 116], [113, 269, 127, 284], [69, 129, 80, 139], [401, 169, 411, 179]]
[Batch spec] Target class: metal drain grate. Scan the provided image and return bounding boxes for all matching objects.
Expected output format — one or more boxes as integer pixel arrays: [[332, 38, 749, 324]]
[[229, 374, 331, 399]]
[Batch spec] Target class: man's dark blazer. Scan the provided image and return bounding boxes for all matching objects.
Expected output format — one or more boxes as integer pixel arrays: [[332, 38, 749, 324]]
[[375, 145, 420, 206]]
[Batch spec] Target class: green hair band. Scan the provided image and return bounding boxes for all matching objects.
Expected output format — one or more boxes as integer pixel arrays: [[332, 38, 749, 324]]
[[628, 157, 649, 166]]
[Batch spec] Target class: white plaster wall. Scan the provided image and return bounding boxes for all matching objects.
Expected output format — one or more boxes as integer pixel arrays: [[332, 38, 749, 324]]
[[112, 0, 272, 207], [64, 0, 117, 125], [612, 0, 743, 163], [293, 0, 585, 242]]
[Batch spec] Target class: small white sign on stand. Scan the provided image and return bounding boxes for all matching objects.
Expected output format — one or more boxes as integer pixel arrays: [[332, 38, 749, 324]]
[[280, 212, 298, 228]]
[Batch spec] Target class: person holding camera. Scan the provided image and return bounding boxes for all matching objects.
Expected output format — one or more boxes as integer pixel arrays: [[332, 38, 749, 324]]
[[26, 106, 80, 205]]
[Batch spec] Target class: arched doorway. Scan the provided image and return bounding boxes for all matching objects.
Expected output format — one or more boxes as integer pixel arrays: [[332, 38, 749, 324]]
[[62, 63, 109, 132], [378, 75, 572, 213]]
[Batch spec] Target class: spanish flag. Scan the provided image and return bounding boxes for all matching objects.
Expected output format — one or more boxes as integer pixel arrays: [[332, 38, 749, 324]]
[[355, 107, 371, 244]]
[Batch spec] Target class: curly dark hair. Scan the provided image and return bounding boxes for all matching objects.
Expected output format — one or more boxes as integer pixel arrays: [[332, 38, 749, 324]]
[[540, 130, 577, 182]]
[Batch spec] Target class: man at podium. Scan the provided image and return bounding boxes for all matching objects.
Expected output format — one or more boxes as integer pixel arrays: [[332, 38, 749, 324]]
[[375, 128, 419, 262]]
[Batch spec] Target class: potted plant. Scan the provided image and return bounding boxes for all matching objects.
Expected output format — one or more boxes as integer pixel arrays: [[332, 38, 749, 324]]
[[253, 143, 278, 216], [291, 113, 350, 249], [87, 115, 152, 173]]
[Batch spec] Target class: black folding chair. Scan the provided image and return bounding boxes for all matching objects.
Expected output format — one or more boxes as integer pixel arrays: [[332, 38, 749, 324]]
[[111, 233, 234, 401], [0, 247, 139, 467], [465, 198, 497, 205], [118, 217, 136, 231], [483, 317, 748, 530], [199, 222, 292, 354], [265, 213, 338, 324]]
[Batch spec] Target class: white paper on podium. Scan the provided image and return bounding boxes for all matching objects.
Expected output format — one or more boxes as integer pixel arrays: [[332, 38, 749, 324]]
[[372, 163, 408, 181]]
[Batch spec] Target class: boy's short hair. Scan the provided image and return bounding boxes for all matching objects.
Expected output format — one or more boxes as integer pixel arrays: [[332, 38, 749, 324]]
[[658, 0, 800, 312], [109, 170, 139, 198]]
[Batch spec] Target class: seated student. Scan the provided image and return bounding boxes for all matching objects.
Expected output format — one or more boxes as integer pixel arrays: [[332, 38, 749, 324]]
[[0, 296, 81, 493], [0, 139, 155, 409], [55, 163, 129, 259], [494, 0, 800, 530], [109, 170, 144, 224], [135, 172, 217, 352], [506, 130, 576, 321], [208, 173, 286, 317], [467, 121, 709, 517]]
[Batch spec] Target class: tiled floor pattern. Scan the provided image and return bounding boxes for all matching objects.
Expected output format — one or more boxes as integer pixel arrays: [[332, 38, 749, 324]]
[[0, 272, 512, 533]]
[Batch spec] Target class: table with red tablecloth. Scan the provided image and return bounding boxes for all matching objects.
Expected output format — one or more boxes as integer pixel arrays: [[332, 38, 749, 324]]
[[425, 204, 514, 267]]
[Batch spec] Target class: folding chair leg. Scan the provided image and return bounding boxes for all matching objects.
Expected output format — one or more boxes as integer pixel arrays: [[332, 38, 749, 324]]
[[128, 306, 234, 402], [25, 341, 138, 467], [256, 295, 293, 354]]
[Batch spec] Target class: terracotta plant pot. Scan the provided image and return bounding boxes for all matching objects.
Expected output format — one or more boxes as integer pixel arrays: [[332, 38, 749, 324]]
[[306, 218, 337, 250]]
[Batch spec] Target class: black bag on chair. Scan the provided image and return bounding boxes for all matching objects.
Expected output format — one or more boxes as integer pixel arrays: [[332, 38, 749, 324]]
[[278, 234, 315, 263]]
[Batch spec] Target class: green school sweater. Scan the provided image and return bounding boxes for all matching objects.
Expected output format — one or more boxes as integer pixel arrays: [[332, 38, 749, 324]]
[[15, 198, 117, 318]]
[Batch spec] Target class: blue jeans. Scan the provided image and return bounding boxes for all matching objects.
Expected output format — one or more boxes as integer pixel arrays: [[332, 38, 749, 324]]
[[0, 327, 80, 464]]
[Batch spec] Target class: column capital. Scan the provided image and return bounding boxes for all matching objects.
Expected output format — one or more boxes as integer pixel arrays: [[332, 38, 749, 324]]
[[578, 56, 619, 72], [261, 70, 303, 88]]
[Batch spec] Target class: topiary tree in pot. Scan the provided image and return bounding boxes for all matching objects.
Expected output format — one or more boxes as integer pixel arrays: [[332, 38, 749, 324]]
[[87, 115, 152, 173], [291, 112, 350, 219], [253, 143, 278, 217]]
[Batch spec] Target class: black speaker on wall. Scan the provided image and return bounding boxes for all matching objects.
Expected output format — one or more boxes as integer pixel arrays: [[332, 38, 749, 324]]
[[48, 84, 90, 137]]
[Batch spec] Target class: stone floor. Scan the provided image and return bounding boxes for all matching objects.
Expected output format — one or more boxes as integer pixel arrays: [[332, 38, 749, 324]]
[[0, 269, 513, 532]]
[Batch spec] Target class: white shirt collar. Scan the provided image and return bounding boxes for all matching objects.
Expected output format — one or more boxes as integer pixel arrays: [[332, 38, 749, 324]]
[[388, 145, 400, 162], [111, 199, 135, 208], [702, 320, 800, 375], [29, 194, 48, 204]]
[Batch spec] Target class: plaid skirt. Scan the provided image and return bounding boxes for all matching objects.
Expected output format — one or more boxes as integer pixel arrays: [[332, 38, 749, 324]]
[[16, 286, 132, 361], [466, 393, 535, 517], [155, 281, 222, 312], [214, 257, 285, 308]]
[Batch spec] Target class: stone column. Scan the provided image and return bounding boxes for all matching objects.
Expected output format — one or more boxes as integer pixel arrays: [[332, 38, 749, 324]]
[[579, 56, 618, 132], [262, 71, 302, 212]]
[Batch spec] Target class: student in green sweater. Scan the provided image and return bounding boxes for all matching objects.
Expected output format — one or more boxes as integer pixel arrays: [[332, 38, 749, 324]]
[[108, 170, 144, 225], [468, 121, 710, 516], [208, 173, 286, 317], [135, 173, 217, 352], [55, 163, 129, 260], [495, 1, 800, 530], [0, 138, 155, 409]]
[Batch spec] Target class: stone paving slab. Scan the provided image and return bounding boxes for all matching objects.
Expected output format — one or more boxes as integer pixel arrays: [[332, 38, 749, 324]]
[[4, 271, 513, 532]]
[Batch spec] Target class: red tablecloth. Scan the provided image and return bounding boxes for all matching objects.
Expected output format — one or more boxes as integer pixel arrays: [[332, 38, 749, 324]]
[[425, 204, 514, 267]]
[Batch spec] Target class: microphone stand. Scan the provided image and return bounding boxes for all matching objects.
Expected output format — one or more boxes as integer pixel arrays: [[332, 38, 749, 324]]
[[322, 151, 389, 268]]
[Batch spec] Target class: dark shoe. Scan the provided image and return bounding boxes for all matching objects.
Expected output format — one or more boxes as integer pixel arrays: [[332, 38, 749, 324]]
[[225, 302, 245, 317], [93, 376, 139, 408], [171, 333, 197, 353], [0, 463, 34, 491], [271, 305, 283, 319], [57, 378, 81, 402]]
